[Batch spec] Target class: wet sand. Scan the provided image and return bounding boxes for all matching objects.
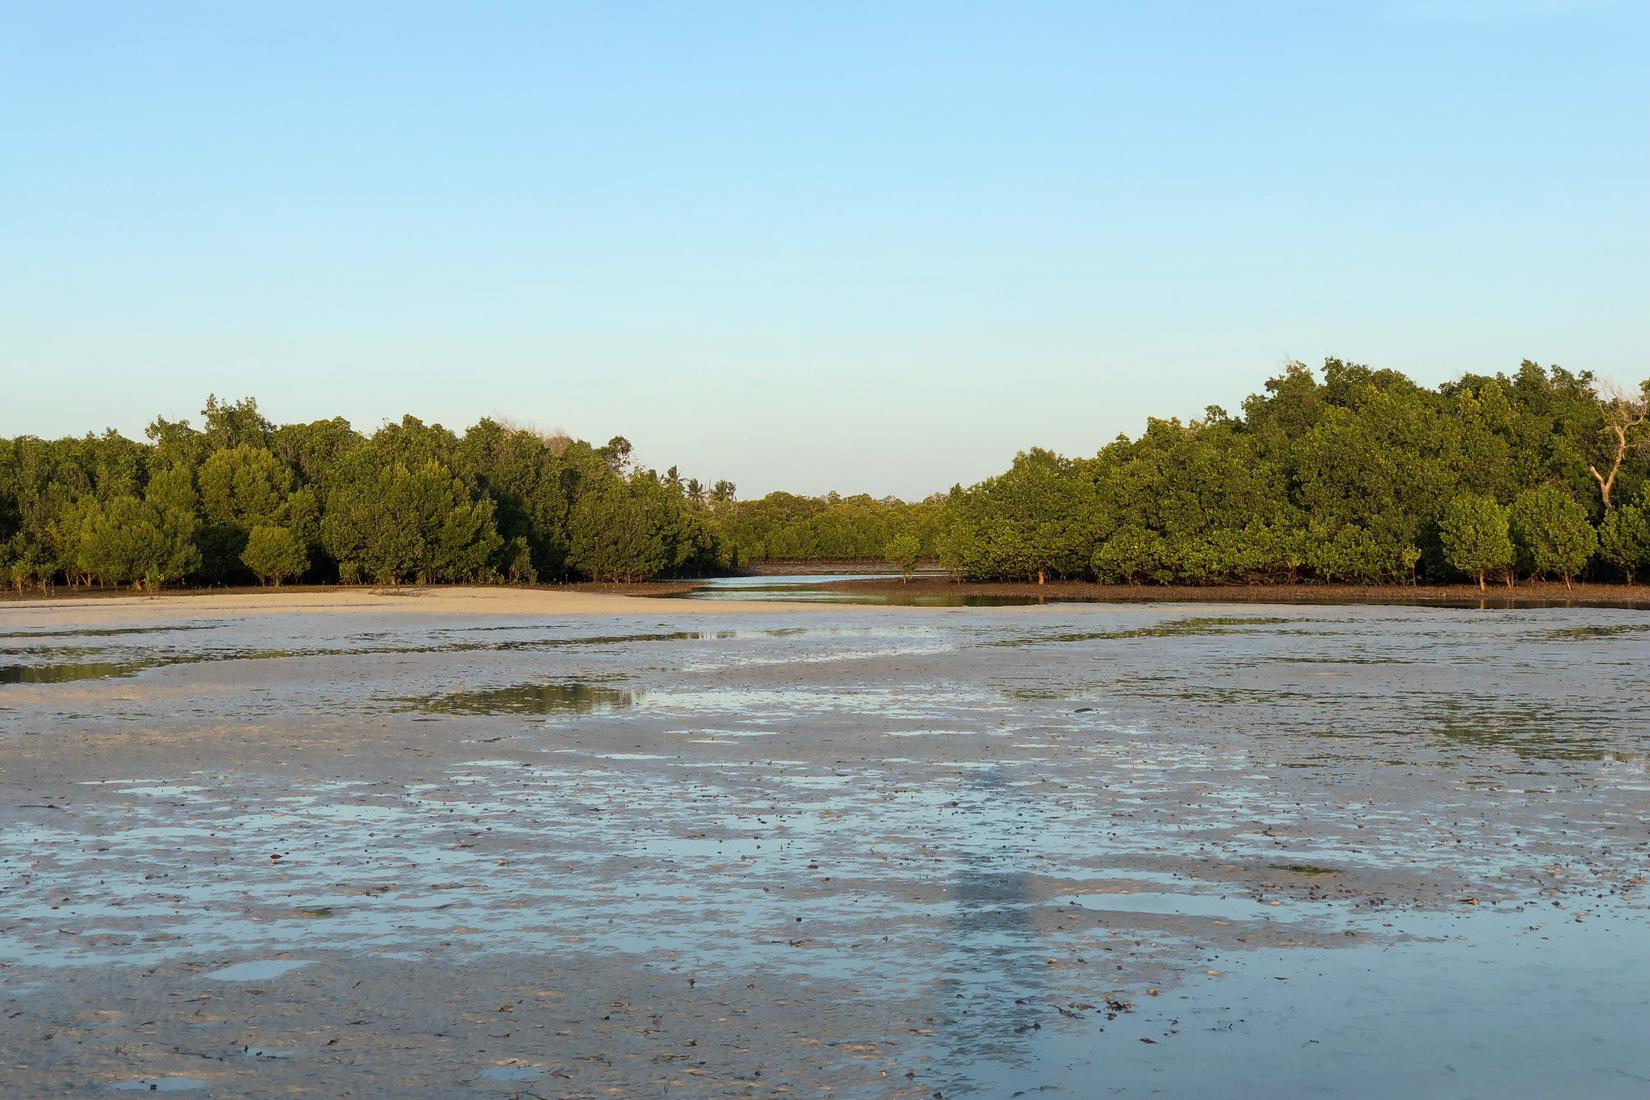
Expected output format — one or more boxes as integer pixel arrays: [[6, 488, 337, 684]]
[[1, 585, 828, 631], [2, 591, 1647, 1096], [830, 576, 1650, 609]]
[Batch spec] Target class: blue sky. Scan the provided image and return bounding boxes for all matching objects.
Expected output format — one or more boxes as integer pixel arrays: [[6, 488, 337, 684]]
[[3, 1, 1645, 498]]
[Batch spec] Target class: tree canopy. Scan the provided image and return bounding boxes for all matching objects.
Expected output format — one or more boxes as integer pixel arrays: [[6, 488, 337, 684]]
[[1, 399, 724, 591], [3, 361, 1647, 593], [933, 360, 1645, 587]]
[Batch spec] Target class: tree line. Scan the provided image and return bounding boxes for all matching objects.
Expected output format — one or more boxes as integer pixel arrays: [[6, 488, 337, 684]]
[[933, 360, 1649, 588], [2, 360, 1647, 593], [0, 398, 730, 590]]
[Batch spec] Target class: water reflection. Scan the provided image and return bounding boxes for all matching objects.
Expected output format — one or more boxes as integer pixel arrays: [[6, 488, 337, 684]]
[[1431, 702, 1617, 763], [0, 661, 145, 685], [985, 616, 1292, 647], [400, 681, 638, 716], [673, 575, 1650, 611], [0, 623, 225, 640], [0, 630, 731, 688], [935, 768, 1050, 1078]]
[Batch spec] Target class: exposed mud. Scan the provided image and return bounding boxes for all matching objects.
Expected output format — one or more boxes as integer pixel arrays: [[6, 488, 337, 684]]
[[2, 597, 1647, 1096]]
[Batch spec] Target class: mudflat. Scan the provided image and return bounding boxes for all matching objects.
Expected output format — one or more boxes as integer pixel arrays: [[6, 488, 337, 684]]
[[2, 589, 1647, 1097]]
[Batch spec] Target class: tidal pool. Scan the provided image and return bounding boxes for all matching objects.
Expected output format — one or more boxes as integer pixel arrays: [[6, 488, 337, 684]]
[[1, 596, 1646, 1096]]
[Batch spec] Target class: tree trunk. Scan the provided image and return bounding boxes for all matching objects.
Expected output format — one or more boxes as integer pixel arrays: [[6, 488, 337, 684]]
[[1590, 456, 1618, 510], [1589, 405, 1648, 510], [1477, 569, 1485, 592]]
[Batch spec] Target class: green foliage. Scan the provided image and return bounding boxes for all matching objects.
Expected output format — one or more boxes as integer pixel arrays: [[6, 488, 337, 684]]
[[939, 359, 1642, 586], [0, 394, 731, 592], [200, 445, 292, 527], [567, 476, 668, 583], [1597, 496, 1650, 583], [712, 490, 942, 564], [242, 525, 309, 586], [2, 362, 1647, 594], [1438, 495, 1513, 589], [1508, 486, 1597, 582], [195, 444, 301, 582], [1306, 522, 1418, 585], [935, 520, 978, 581], [947, 449, 1098, 581], [885, 534, 922, 581], [1093, 525, 1166, 585], [3, 533, 51, 593], [74, 489, 202, 590], [201, 395, 273, 451], [322, 461, 502, 585], [503, 536, 537, 584]]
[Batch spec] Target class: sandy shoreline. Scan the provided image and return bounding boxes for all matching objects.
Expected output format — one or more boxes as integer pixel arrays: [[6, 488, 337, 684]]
[[7, 578, 1649, 633], [0, 584, 848, 629]]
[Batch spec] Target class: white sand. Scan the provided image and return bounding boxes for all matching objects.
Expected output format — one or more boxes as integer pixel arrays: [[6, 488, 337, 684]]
[[0, 585, 851, 630]]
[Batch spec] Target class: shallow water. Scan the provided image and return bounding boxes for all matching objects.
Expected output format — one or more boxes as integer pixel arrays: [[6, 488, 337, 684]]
[[108, 1078, 207, 1092], [204, 960, 313, 982], [401, 680, 638, 716], [676, 573, 1650, 610], [1, 599, 1647, 1095]]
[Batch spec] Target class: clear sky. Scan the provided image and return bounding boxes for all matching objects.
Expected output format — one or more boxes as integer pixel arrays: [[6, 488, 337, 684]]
[[3, 1, 1645, 499]]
